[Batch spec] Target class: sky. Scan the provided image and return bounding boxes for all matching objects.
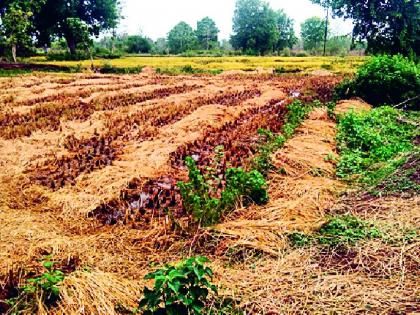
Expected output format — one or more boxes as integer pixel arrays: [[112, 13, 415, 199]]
[[118, 0, 353, 40]]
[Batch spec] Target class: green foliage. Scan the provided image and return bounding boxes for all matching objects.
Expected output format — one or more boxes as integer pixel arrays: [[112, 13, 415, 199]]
[[139, 257, 217, 315], [274, 10, 297, 51], [251, 100, 314, 175], [126, 35, 152, 54], [196, 17, 220, 50], [317, 216, 381, 246], [335, 55, 420, 107], [22, 258, 65, 305], [282, 100, 313, 138], [178, 154, 268, 226], [32, 0, 120, 54], [312, 0, 419, 55], [373, 149, 420, 196], [0, 2, 34, 61], [336, 106, 417, 186], [288, 232, 312, 247], [231, 0, 295, 54], [300, 16, 325, 51], [288, 216, 381, 247], [167, 22, 197, 54], [252, 128, 285, 175]]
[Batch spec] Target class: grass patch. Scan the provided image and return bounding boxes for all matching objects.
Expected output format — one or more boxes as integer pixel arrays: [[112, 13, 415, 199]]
[[288, 215, 381, 248]]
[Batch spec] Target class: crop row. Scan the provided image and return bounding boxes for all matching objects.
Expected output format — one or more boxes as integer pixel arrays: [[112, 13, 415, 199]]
[[14, 80, 156, 108], [90, 97, 288, 225], [27, 89, 262, 190], [0, 84, 200, 139]]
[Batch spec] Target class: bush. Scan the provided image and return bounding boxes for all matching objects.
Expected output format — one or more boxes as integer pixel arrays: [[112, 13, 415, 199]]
[[178, 155, 268, 226], [139, 257, 217, 315], [335, 54, 420, 108]]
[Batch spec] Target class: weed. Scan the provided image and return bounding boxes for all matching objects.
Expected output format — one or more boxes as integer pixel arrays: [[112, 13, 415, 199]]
[[317, 216, 381, 246], [3, 257, 66, 313], [178, 155, 268, 226], [139, 256, 217, 315], [288, 232, 312, 247], [336, 106, 418, 186], [288, 216, 381, 248], [251, 100, 313, 176]]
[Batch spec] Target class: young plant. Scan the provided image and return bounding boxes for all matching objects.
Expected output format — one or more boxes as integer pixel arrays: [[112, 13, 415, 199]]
[[139, 256, 217, 315], [23, 257, 65, 306], [178, 154, 268, 226], [178, 156, 222, 225]]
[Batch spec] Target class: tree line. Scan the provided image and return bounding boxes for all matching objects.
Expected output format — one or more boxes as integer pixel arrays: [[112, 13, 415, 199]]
[[0, 0, 418, 61]]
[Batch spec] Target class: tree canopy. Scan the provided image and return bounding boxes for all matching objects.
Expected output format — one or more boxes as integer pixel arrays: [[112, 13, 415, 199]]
[[196, 17, 219, 50], [231, 0, 296, 55], [167, 22, 197, 54], [311, 0, 419, 55], [32, 0, 121, 54], [301, 17, 325, 51], [274, 9, 297, 51]]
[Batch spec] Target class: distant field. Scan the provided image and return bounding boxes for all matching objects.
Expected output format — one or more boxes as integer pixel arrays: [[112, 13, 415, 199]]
[[29, 55, 367, 73]]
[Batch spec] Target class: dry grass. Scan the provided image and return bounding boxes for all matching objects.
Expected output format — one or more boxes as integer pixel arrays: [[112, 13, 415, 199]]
[[1, 75, 418, 314]]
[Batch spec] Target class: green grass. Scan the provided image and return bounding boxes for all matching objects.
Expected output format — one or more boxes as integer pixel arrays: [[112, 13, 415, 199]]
[[288, 216, 381, 248]]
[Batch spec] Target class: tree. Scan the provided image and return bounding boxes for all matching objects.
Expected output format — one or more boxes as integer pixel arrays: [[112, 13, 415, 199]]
[[125, 36, 152, 54], [274, 10, 297, 51], [153, 38, 169, 55], [32, 0, 120, 55], [300, 17, 326, 51], [167, 22, 196, 54], [0, 3, 33, 62], [231, 0, 278, 55], [311, 0, 419, 55], [196, 17, 219, 50]]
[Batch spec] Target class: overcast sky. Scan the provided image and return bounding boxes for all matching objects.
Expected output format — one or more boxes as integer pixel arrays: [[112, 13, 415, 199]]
[[118, 0, 353, 40]]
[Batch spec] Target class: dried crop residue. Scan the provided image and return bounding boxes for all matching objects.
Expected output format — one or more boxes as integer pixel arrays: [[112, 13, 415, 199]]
[[212, 107, 344, 255], [49, 88, 285, 221], [1, 73, 371, 314], [334, 98, 371, 115], [211, 101, 419, 313]]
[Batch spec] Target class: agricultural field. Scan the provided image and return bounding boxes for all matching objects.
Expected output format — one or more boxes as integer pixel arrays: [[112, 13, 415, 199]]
[[28, 55, 366, 74], [0, 70, 418, 314]]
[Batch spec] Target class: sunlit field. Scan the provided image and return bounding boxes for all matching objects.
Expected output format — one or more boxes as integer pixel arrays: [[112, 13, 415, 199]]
[[29, 55, 367, 73]]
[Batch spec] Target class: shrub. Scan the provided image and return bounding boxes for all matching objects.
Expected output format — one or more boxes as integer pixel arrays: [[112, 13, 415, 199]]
[[139, 256, 217, 315], [178, 155, 268, 226], [335, 54, 420, 108]]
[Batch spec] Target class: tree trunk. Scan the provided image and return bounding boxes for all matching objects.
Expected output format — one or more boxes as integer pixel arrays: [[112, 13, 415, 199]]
[[11, 44, 17, 63], [66, 36, 77, 55], [323, 6, 329, 56]]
